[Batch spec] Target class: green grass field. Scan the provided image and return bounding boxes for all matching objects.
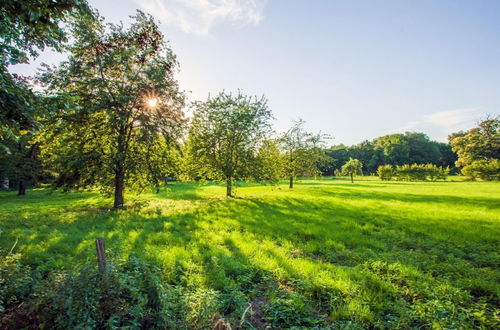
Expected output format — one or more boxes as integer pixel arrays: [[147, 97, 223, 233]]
[[1, 177, 499, 328]]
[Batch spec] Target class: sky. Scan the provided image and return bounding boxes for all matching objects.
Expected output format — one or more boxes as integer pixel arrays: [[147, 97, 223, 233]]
[[11, 0, 500, 145]]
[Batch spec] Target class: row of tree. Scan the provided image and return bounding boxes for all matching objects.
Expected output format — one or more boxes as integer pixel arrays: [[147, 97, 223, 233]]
[[323, 132, 457, 175], [0, 1, 498, 208], [0, 5, 331, 206]]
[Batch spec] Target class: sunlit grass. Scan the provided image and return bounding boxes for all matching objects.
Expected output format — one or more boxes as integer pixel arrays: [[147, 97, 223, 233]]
[[0, 177, 499, 327]]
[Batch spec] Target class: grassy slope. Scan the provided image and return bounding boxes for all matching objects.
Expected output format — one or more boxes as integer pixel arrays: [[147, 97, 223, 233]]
[[0, 177, 499, 327]]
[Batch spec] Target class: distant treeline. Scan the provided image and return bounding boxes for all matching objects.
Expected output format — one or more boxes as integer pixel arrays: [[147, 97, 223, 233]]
[[320, 132, 456, 175]]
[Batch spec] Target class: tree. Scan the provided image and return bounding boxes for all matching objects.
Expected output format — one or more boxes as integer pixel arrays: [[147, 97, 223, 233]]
[[187, 91, 272, 197], [374, 134, 410, 166], [255, 139, 285, 183], [349, 140, 376, 173], [280, 119, 326, 188], [341, 158, 363, 183], [449, 117, 500, 168], [461, 160, 500, 181], [40, 11, 185, 207], [323, 145, 350, 175], [1, 0, 89, 149], [405, 132, 440, 164], [0, 75, 43, 195], [435, 142, 457, 169], [0, 131, 40, 195]]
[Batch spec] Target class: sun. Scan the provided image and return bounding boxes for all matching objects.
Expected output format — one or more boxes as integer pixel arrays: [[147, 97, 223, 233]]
[[146, 98, 158, 108]]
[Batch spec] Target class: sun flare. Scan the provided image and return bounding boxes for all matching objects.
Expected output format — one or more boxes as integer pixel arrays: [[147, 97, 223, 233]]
[[146, 98, 158, 108]]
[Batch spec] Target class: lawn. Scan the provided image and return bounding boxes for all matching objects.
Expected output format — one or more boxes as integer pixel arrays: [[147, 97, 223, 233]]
[[0, 177, 499, 328]]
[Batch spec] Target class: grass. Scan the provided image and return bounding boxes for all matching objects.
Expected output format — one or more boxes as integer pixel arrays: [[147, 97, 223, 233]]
[[1, 177, 499, 328]]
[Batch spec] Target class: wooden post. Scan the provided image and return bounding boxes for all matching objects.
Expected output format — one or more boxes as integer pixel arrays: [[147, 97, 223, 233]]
[[96, 238, 106, 273]]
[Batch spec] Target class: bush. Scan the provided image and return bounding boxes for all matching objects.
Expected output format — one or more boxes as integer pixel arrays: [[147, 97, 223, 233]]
[[37, 257, 180, 328], [395, 164, 449, 181], [377, 165, 394, 181], [0, 253, 34, 315], [461, 160, 500, 181], [0, 255, 201, 329]]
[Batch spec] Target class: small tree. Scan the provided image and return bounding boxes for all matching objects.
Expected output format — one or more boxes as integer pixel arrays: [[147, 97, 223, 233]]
[[187, 91, 272, 197], [280, 119, 326, 188], [377, 165, 393, 181], [341, 158, 363, 183]]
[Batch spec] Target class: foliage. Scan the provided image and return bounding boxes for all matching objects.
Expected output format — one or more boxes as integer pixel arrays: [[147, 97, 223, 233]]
[[341, 158, 363, 182], [0, 0, 89, 66], [0, 178, 498, 328], [0, 254, 213, 329], [0, 252, 33, 315], [324, 132, 456, 175], [0, 0, 89, 149], [461, 159, 500, 181], [377, 164, 394, 181], [450, 117, 499, 168], [0, 131, 40, 194], [39, 11, 185, 207], [280, 119, 328, 188], [254, 138, 285, 183], [395, 164, 449, 181], [187, 91, 272, 197]]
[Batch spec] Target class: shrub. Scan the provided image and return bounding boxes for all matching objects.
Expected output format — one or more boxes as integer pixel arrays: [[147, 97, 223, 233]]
[[395, 164, 449, 181], [461, 159, 500, 181], [377, 165, 394, 181], [34, 256, 183, 329], [0, 253, 34, 315]]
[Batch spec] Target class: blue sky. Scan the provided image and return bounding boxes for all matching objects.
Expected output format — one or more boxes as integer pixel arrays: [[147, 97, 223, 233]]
[[12, 0, 500, 145]]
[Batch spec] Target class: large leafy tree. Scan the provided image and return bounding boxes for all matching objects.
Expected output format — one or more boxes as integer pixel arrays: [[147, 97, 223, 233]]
[[449, 117, 500, 180], [373, 134, 410, 165], [40, 11, 185, 207], [405, 132, 440, 164], [0, 75, 41, 194], [0, 0, 89, 147], [187, 91, 272, 197], [449, 117, 499, 167], [280, 119, 326, 188]]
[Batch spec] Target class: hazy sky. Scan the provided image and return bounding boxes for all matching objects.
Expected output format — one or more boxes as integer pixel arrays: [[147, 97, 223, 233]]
[[12, 0, 500, 145]]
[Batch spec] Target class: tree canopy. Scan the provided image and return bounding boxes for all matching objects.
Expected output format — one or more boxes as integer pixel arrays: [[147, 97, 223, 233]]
[[450, 117, 500, 180], [1, 0, 90, 148], [187, 91, 272, 197], [324, 132, 456, 175], [341, 158, 363, 183], [39, 11, 185, 207], [280, 119, 327, 188]]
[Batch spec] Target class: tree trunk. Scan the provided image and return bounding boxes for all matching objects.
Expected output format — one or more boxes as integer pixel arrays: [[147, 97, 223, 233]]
[[350, 173, 353, 183], [289, 176, 294, 188], [1, 177, 8, 190], [113, 169, 125, 208], [18, 180, 25, 195], [226, 176, 233, 197]]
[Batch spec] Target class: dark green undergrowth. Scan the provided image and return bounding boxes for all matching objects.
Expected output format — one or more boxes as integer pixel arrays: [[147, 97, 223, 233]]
[[0, 178, 499, 328]]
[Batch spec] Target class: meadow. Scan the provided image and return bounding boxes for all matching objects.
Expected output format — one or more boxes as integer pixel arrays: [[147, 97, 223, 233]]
[[0, 177, 499, 328]]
